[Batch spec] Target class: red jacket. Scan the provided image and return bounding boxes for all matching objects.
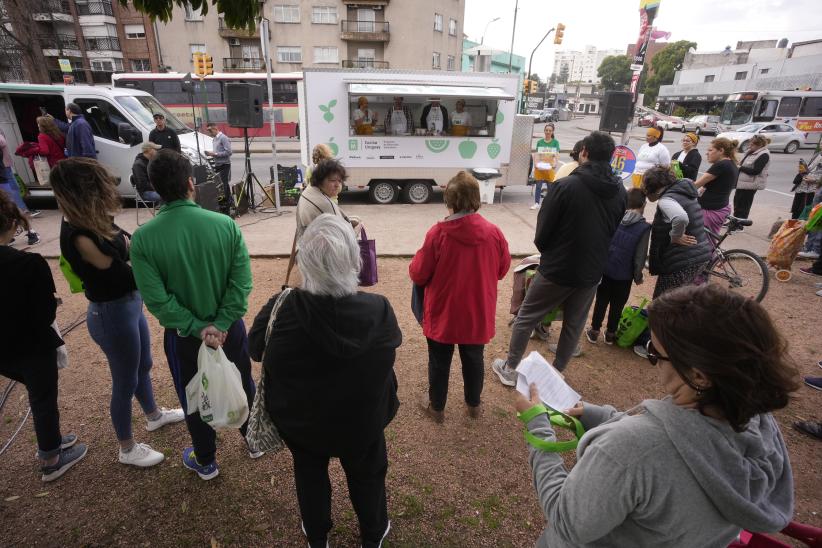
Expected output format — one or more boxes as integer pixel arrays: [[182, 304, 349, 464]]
[[16, 133, 66, 169], [409, 213, 510, 345]]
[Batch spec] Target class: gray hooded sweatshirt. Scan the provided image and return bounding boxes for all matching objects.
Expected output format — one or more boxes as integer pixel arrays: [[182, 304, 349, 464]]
[[527, 397, 793, 547]]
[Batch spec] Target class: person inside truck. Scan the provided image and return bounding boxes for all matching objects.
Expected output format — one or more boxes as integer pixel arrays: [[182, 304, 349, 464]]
[[385, 96, 414, 135], [450, 99, 472, 136], [352, 96, 378, 135], [420, 98, 449, 136]]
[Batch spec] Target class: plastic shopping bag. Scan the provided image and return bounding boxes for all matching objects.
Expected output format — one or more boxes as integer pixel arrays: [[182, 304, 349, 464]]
[[615, 298, 649, 348], [185, 343, 249, 430], [767, 219, 806, 269], [806, 203, 822, 232]]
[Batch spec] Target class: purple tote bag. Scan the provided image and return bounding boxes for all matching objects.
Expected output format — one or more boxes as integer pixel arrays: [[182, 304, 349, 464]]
[[358, 226, 377, 286]]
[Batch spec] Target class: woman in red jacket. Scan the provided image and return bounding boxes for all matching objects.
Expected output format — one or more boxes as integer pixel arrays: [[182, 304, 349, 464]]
[[16, 116, 66, 169], [410, 171, 510, 423]]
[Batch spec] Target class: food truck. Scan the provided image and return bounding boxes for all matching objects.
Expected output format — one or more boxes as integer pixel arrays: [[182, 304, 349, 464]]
[[298, 68, 532, 204]]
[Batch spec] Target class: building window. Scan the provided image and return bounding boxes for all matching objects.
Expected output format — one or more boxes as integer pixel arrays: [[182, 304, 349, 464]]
[[446, 55, 455, 71], [734, 71, 747, 80], [434, 13, 443, 32], [311, 6, 337, 24], [356, 9, 375, 32], [277, 46, 302, 63], [274, 5, 300, 23], [448, 18, 457, 36], [313, 46, 338, 64], [704, 74, 715, 83], [760, 68, 769, 75], [131, 58, 151, 72], [432, 51, 441, 69], [190, 44, 206, 56], [183, 2, 203, 21], [124, 24, 145, 39], [91, 59, 122, 72]]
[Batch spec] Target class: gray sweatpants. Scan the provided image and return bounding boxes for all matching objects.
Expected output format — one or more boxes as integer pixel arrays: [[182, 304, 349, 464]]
[[508, 270, 597, 372]]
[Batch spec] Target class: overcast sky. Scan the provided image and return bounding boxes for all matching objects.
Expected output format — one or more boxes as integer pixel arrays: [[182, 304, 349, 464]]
[[464, 0, 822, 79]]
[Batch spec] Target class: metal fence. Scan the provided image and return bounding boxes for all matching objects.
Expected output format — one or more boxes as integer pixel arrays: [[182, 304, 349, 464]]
[[222, 57, 265, 71], [341, 59, 389, 69], [38, 33, 80, 50], [85, 36, 120, 51], [77, 1, 114, 16]]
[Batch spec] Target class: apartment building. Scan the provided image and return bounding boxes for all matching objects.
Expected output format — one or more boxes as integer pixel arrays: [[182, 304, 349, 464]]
[[0, 0, 160, 84], [553, 45, 624, 84], [156, 0, 465, 74]]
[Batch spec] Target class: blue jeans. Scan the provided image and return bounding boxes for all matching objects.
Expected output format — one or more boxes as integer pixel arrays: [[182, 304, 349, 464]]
[[86, 291, 157, 441], [0, 167, 28, 212], [534, 181, 544, 204], [141, 190, 162, 203]]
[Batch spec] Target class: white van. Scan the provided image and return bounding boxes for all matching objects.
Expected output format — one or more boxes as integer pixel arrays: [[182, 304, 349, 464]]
[[0, 83, 212, 197]]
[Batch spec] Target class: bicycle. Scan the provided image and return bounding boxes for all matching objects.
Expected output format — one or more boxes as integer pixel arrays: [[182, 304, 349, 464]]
[[702, 216, 769, 302]]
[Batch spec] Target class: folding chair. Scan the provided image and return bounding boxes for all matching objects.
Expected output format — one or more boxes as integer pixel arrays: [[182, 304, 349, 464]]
[[131, 175, 157, 226]]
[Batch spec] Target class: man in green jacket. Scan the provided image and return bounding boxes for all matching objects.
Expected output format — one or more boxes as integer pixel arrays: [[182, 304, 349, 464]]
[[130, 150, 255, 481]]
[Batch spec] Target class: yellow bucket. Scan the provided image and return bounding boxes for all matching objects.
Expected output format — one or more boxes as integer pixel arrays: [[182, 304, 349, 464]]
[[451, 125, 469, 136], [631, 172, 644, 188]]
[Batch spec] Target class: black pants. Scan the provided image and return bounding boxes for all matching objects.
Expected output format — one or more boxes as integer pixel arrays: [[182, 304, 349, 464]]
[[286, 433, 389, 548], [792, 192, 815, 219], [426, 338, 484, 411], [733, 189, 757, 219], [163, 319, 255, 465], [214, 163, 232, 207], [812, 253, 822, 275], [590, 276, 633, 334], [0, 349, 62, 458]]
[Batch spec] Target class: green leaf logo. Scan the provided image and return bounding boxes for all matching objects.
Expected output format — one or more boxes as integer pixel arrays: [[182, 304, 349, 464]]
[[425, 139, 449, 153], [319, 100, 337, 123]]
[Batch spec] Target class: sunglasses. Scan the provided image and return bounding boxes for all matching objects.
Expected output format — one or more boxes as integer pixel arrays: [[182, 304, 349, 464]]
[[646, 341, 671, 366]]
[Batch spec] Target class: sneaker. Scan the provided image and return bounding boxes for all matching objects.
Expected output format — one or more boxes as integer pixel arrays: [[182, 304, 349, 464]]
[[145, 407, 185, 431], [548, 343, 582, 358], [41, 443, 88, 482], [492, 359, 517, 387], [119, 442, 165, 467], [29, 209, 42, 218], [585, 329, 599, 344], [300, 521, 330, 548], [530, 203, 540, 210], [798, 251, 821, 259], [604, 332, 616, 345], [531, 324, 549, 341], [27, 232, 41, 246], [182, 447, 219, 480], [634, 342, 650, 359], [792, 420, 822, 440], [799, 267, 822, 278], [818, 360, 822, 370], [247, 441, 265, 459], [35, 433, 79, 459], [467, 404, 482, 419], [804, 377, 822, 391], [419, 400, 445, 424]]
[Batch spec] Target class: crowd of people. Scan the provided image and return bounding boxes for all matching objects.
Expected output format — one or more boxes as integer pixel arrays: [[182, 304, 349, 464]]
[[1, 111, 821, 546]]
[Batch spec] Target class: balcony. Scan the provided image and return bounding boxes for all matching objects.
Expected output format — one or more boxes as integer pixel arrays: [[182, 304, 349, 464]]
[[340, 20, 390, 42], [223, 58, 267, 72], [85, 36, 121, 51], [77, 1, 114, 16], [1, 67, 27, 82], [341, 59, 389, 69], [218, 18, 259, 39], [341, 0, 389, 5], [39, 33, 81, 51], [32, 0, 73, 22]]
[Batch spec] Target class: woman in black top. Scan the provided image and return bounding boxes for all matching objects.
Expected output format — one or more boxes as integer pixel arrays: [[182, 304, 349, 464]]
[[0, 192, 87, 482], [672, 132, 702, 180], [694, 137, 739, 240], [51, 158, 183, 469]]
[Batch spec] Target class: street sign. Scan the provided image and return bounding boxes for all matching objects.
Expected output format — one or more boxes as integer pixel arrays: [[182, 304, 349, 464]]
[[58, 58, 72, 73], [611, 145, 637, 181], [630, 64, 643, 71]]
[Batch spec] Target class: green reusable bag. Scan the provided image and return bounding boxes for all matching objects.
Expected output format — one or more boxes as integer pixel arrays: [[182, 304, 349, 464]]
[[670, 160, 684, 180], [806, 204, 822, 232], [59, 255, 84, 294], [615, 298, 649, 348], [518, 404, 586, 453]]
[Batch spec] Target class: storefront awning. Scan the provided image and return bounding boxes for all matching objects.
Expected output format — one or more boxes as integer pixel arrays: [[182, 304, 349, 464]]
[[347, 83, 515, 101]]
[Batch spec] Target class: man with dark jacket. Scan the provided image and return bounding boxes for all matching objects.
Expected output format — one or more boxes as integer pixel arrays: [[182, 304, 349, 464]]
[[420, 99, 449, 135], [131, 142, 162, 203], [493, 131, 626, 381], [148, 113, 181, 152], [52, 103, 96, 159]]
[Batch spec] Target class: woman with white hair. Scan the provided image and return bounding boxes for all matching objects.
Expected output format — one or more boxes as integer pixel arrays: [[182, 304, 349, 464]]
[[249, 214, 401, 548]]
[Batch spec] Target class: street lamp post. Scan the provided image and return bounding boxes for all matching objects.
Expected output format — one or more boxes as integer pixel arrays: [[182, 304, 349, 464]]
[[480, 17, 500, 45], [507, 0, 518, 73], [523, 27, 556, 113]]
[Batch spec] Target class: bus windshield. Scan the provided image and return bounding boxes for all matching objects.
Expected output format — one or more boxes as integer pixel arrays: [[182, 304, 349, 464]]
[[115, 95, 192, 135], [720, 100, 754, 126]]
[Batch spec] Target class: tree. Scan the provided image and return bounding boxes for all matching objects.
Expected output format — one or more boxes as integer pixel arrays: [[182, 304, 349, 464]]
[[0, 0, 54, 83], [529, 73, 541, 85], [641, 40, 696, 106], [124, 0, 261, 30], [597, 55, 632, 91], [558, 64, 569, 84]]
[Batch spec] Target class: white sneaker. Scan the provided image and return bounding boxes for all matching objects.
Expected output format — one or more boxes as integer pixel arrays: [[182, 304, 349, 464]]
[[530, 203, 540, 210], [492, 359, 517, 387], [146, 407, 185, 432], [548, 343, 582, 358], [798, 251, 821, 259], [531, 324, 549, 341], [119, 442, 164, 467]]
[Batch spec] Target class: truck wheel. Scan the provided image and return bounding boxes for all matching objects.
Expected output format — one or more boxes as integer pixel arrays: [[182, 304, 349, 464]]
[[368, 181, 399, 204], [401, 181, 431, 204], [785, 141, 799, 154]]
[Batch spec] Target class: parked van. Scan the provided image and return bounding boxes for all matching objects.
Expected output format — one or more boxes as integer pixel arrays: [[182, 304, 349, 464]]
[[0, 83, 212, 197]]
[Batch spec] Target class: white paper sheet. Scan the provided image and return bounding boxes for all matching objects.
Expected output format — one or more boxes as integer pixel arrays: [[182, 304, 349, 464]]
[[515, 351, 581, 411]]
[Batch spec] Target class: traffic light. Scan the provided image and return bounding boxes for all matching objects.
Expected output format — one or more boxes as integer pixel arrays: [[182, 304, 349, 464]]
[[193, 52, 213, 76], [554, 23, 565, 45], [202, 54, 213, 76], [529, 80, 539, 94], [523, 79, 531, 94]]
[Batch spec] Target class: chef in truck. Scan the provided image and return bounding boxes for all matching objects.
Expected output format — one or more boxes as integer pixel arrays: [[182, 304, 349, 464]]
[[385, 96, 415, 136], [450, 99, 472, 136], [420, 98, 449, 136]]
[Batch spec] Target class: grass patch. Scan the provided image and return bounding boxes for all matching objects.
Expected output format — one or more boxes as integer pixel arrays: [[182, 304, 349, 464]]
[[396, 493, 424, 519], [472, 495, 503, 529]]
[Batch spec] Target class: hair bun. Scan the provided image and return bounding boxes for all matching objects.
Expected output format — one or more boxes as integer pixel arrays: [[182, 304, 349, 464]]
[[731, 139, 739, 148]]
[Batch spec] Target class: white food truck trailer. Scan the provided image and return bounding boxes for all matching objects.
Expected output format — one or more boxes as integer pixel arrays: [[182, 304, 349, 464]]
[[298, 68, 532, 204]]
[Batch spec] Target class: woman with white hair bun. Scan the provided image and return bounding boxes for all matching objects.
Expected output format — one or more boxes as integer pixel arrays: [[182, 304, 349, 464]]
[[249, 214, 402, 548]]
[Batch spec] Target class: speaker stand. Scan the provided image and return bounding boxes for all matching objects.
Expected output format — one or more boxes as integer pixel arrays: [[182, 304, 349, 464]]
[[234, 127, 284, 218]]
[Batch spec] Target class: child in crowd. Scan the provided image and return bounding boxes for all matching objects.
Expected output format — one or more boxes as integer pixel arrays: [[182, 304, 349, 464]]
[[586, 188, 651, 344]]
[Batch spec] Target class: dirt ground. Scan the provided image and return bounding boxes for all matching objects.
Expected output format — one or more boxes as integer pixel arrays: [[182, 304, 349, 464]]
[[0, 258, 820, 547]]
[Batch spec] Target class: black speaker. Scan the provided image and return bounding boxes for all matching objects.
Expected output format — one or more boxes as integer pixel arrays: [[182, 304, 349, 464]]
[[599, 91, 634, 133], [192, 164, 208, 185], [225, 83, 264, 128], [194, 181, 220, 212]]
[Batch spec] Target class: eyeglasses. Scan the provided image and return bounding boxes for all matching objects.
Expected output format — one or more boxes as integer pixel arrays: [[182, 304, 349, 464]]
[[646, 341, 671, 366]]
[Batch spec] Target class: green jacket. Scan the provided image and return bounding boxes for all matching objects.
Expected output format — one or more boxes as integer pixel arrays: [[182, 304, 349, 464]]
[[131, 200, 252, 338]]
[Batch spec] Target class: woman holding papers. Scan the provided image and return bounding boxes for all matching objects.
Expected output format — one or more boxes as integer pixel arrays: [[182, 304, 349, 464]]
[[514, 284, 797, 548]]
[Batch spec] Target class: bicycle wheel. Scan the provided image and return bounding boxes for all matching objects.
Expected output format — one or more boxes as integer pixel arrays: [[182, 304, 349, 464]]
[[706, 249, 769, 302]]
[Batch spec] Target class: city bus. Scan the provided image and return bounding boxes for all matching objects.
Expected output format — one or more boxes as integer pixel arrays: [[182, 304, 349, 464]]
[[719, 90, 822, 145], [111, 72, 302, 138]]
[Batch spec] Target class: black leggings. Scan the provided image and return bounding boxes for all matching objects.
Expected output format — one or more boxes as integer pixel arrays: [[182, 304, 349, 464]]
[[426, 338, 484, 411], [792, 192, 815, 219], [590, 276, 633, 334], [733, 189, 757, 219]]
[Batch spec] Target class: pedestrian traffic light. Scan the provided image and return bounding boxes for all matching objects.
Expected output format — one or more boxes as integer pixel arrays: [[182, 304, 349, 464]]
[[554, 23, 565, 45], [523, 79, 531, 94]]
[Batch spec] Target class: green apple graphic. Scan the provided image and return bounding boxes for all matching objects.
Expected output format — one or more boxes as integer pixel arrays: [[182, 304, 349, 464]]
[[459, 139, 477, 159], [326, 137, 339, 156], [496, 110, 504, 125], [487, 139, 501, 159], [318, 99, 337, 123]]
